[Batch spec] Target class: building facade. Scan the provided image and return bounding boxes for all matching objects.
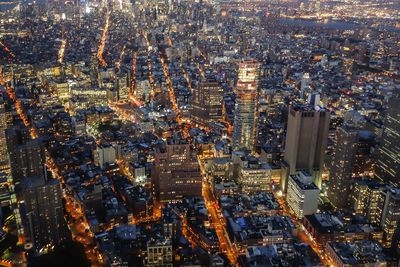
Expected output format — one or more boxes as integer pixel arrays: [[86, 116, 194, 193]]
[[282, 103, 330, 191], [232, 60, 260, 152], [377, 187, 400, 249], [191, 75, 224, 126], [286, 171, 319, 218], [375, 96, 400, 187], [5, 126, 46, 188], [351, 180, 385, 226], [21, 177, 69, 251], [327, 125, 358, 209], [93, 143, 116, 169], [152, 142, 202, 203]]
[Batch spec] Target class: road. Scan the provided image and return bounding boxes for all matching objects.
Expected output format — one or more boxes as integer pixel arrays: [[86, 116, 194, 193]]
[[97, 10, 110, 67], [143, 33, 156, 104], [198, 156, 239, 266], [0, 40, 16, 58], [1, 67, 104, 266], [273, 190, 330, 266], [129, 49, 137, 98]]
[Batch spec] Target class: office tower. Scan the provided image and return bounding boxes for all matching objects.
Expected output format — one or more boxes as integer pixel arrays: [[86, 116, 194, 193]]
[[286, 171, 319, 218], [282, 103, 330, 191], [351, 180, 385, 226], [232, 60, 260, 152], [191, 75, 224, 126], [5, 126, 46, 188], [152, 141, 202, 203], [377, 187, 400, 249], [375, 96, 400, 187], [327, 125, 358, 209], [20, 176, 69, 251]]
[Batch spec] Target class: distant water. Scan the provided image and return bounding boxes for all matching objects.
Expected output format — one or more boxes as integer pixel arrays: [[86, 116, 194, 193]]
[[0, 0, 18, 12], [279, 18, 400, 33]]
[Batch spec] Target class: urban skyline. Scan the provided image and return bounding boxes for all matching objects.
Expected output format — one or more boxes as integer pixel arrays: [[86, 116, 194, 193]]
[[0, 0, 399, 266]]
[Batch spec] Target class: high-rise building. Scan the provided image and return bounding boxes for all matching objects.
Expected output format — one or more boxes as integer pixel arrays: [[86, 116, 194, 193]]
[[327, 125, 358, 209], [20, 176, 69, 251], [375, 96, 400, 187], [232, 60, 260, 152], [191, 75, 224, 126], [351, 179, 385, 226], [152, 141, 202, 203], [377, 187, 400, 249], [5, 126, 46, 188], [282, 103, 330, 191]]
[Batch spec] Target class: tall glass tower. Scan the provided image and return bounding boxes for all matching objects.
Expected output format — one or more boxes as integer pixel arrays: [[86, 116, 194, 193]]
[[232, 60, 260, 152]]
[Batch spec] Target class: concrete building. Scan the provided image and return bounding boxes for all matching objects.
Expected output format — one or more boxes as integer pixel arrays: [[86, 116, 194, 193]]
[[5, 126, 46, 188], [351, 180, 385, 226], [191, 75, 224, 126], [152, 142, 202, 203], [286, 171, 319, 218], [327, 125, 358, 209], [93, 144, 116, 169], [282, 103, 330, 191], [237, 156, 272, 193], [21, 176, 69, 251], [71, 114, 86, 136]]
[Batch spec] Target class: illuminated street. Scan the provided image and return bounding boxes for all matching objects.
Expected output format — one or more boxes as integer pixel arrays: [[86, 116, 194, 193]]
[[0, 0, 399, 266]]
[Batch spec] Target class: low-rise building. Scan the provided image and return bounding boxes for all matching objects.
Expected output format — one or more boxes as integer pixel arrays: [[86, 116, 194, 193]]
[[146, 239, 173, 267], [326, 241, 388, 267], [286, 171, 320, 218]]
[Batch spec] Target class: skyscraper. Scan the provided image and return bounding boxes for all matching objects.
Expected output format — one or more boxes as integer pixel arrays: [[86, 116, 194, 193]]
[[375, 96, 400, 187], [377, 187, 400, 249], [191, 74, 224, 126], [232, 60, 260, 152], [5, 126, 46, 188], [327, 125, 358, 209], [351, 179, 385, 226], [152, 141, 202, 203], [282, 103, 330, 191], [20, 176, 69, 251]]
